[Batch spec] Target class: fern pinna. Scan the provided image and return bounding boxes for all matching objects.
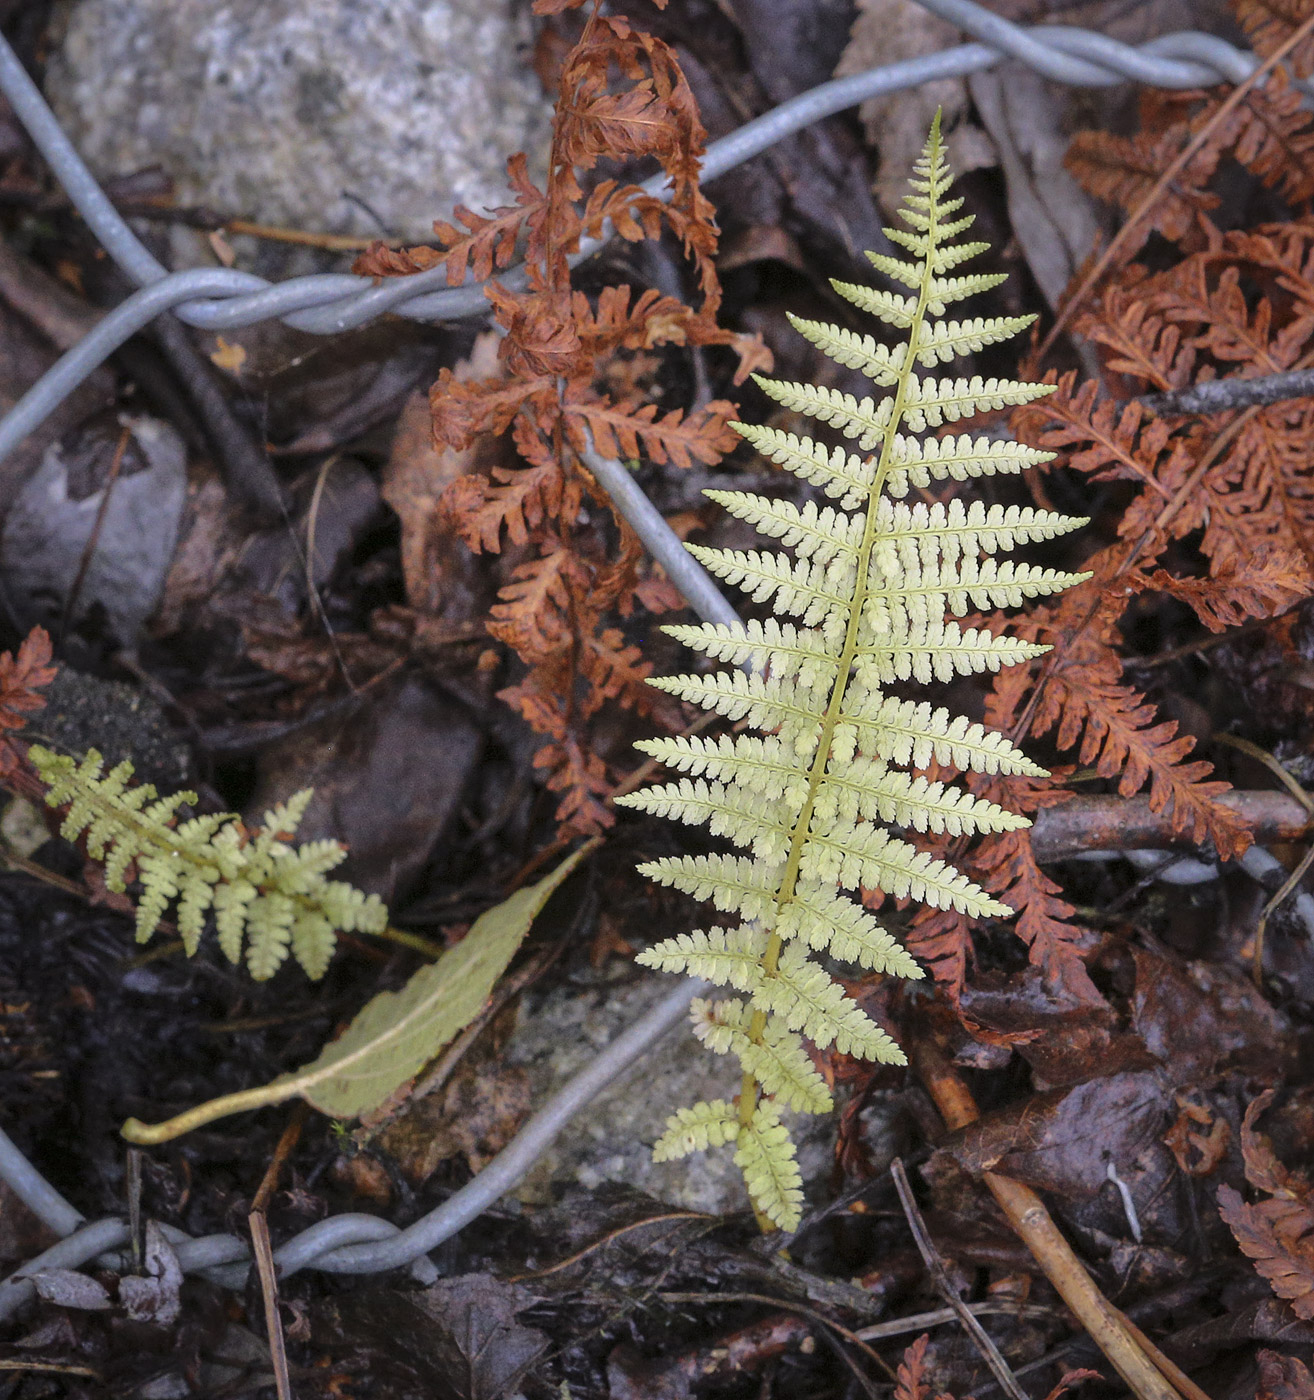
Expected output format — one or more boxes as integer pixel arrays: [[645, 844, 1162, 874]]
[[617, 116, 1091, 1229], [28, 746, 386, 980]]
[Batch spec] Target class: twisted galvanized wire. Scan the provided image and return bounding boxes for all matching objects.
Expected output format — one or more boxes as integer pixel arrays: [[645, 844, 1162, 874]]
[[0, 0, 1282, 1301], [0, 979, 706, 1319], [0, 7, 1269, 471]]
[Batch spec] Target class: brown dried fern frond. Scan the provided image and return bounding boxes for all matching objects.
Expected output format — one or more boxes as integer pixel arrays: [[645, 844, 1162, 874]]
[[0, 626, 57, 780], [1235, 0, 1314, 76], [360, 1, 768, 836]]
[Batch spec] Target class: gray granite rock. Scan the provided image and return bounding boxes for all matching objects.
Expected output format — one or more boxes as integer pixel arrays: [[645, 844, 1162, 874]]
[[45, 0, 552, 240], [506, 974, 836, 1217]]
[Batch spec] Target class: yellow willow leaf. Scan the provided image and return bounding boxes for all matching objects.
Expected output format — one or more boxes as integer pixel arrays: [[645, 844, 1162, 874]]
[[121, 843, 594, 1143]]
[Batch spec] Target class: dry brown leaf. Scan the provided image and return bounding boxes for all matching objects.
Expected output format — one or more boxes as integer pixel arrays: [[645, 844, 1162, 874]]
[[834, 0, 990, 213], [383, 332, 500, 615]]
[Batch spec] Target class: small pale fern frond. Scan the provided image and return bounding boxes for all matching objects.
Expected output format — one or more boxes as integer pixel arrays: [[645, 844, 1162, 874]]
[[618, 113, 1091, 1231], [29, 746, 386, 980]]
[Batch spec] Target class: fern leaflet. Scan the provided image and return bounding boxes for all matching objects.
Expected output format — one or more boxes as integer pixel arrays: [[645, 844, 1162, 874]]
[[29, 746, 386, 980]]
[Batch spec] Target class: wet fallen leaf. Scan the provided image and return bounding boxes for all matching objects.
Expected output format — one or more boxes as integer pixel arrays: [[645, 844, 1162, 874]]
[[968, 67, 1100, 312], [835, 0, 992, 212], [942, 1070, 1169, 1200], [118, 1222, 183, 1327], [416, 1273, 549, 1400], [958, 964, 1138, 1089], [247, 674, 483, 903], [379, 1051, 531, 1182], [31, 1269, 113, 1312], [0, 414, 188, 645], [1259, 1350, 1314, 1400], [1131, 947, 1293, 1084], [315, 1276, 548, 1400]]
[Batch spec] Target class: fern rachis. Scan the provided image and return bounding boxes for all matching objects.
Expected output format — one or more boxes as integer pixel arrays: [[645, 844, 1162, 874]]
[[617, 115, 1091, 1229]]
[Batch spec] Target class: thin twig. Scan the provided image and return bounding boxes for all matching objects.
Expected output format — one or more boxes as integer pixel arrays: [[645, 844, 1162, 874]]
[[512, 1211, 712, 1282], [62, 422, 132, 636], [300, 454, 357, 693], [249, 1212, 294, 1400], [890, 1158, 1031, 1400], [658, 1291, 893, 1391], [1139, 368, 1314, 417], [0, 841, 96, 900], [1211, 734, 1314, 982], [248, 1110, 305, 1400], [1116, 1313, 1214, 1400], [0, 1360, 101, 1380], [1028, 790, 1310, 860], [252, 1104, 309, 1216], [913, 1042, 1191, 1400], [148, 314, 282, 520], [402, 943, 560, 1110], [1128, 617, 1276, 670], [1254, 842, 1314, 984], [224, 219, 405, 252], [126, 1148, 143, 1270], [1212, 734, 1314, 816], [855, 1302, 1065, 1343]]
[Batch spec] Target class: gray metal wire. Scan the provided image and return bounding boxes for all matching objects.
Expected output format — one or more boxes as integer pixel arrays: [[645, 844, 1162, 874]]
[[579, 440, 741, 629], [0, 0, 1285, 1309], [0, 978, 704, 1316], [0, 12, 1274, 475]]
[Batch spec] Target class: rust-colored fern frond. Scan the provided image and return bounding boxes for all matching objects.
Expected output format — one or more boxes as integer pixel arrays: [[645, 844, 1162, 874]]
[[1066, 75, 1314, 249], [0, 626, 57, 780], [1030, 618, 1251, 854], [979, 101, 1314, 992], [1218, 1090, 1314, 1319], [1218, 73, 1314, 202], [1236, 0, 1314, 75], [1065, 125, 1220, 249], [355, 153, 547, 288], [395, 1, 768, 836]]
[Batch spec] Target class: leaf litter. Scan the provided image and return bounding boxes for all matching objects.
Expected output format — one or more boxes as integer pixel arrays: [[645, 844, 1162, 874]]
[[1, 0, 1314, 1396]]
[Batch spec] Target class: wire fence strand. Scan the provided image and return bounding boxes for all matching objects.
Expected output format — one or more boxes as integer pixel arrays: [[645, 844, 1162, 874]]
[[0, 13, 1273, 473], [0, 0, 1284, 1302]]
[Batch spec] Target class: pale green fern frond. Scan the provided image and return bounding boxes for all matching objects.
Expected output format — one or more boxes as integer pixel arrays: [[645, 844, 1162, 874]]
[[691, 998, 833, 1113], [874, 499, 1086, 561], [701, 491, 862, 560], [659, 620, 839, 688], [885, 433, 1054, 495], [29, 745, 386, 980], [617, 112, 1090, 1230], [730, 423, 876, 506], [637, 926, 769, 989]]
